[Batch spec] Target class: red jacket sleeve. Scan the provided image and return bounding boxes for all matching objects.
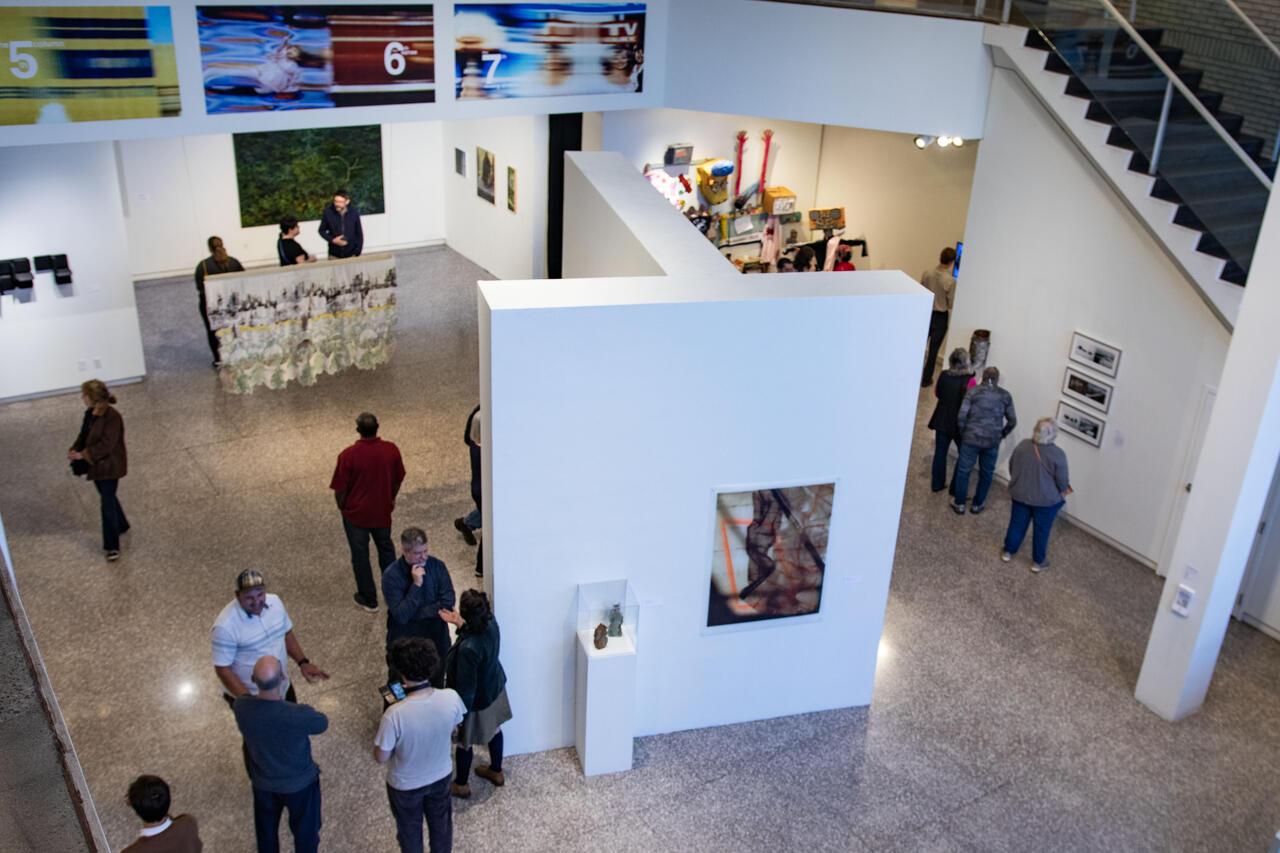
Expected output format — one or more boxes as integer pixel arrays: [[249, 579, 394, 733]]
[[329, 451, 348, 492]]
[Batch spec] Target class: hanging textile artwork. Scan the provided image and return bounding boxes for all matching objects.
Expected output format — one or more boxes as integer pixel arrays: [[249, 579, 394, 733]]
[[204, 253, 397, 393]]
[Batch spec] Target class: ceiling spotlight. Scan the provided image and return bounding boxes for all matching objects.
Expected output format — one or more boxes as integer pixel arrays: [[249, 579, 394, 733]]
[[937, 135, 952, 148], [952, 137, 965, 147], [913, 135, 934, 149]]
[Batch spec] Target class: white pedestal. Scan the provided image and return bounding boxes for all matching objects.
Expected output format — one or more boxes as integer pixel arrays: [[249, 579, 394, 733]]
[[574, 625, 637, 776]]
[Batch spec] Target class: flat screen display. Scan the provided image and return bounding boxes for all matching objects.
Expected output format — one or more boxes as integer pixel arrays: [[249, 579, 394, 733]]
[[953, 240, 963, 277], [197, 4, 435, 113], [0, 6, 179, 126]]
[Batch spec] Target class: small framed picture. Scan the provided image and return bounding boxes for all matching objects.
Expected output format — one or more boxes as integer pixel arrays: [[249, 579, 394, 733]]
[[507, 166, 516, 213], [1062, 366, 1114, 414], [454, 148, 466, 177], [1056, 400, 1105, 448], [1068, 331, 1122, 379]]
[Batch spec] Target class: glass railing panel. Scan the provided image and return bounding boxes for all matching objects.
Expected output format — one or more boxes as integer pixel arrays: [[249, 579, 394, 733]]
[[759, 0, 1000, 22]]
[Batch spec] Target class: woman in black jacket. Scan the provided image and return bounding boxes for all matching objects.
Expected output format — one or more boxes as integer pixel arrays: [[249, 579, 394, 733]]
[[927, 348, 974, 494], [440, 589, 512, 798], [68, 379, 129, 561]]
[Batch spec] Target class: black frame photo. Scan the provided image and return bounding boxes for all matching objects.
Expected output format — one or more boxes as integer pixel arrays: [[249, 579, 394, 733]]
[[1068, 331, 1122, 379], [1061, 366, 1114, 414], [1056, 400, 1105, 448]]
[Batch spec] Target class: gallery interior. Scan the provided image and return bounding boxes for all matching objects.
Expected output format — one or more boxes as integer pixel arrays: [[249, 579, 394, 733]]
[[3, 0, 1280, 850]]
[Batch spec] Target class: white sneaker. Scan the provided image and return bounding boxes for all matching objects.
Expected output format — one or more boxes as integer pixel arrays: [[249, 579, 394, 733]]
[[1000, 551, 1011, 562], [1031, 562, 1049, 574]]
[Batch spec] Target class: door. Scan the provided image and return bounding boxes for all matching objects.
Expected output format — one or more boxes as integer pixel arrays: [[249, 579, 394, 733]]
[[1236, 455, 1280, 639], [1157, 385, 1216, 577]]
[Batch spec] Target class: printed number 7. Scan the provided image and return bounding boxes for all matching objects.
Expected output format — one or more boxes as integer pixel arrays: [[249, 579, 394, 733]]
[[9, 42, 37, 79]]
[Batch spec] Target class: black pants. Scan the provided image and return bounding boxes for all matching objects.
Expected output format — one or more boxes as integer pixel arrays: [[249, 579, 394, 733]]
[[93, 479, 129, 551], [923, 310, 949, 385], [455, 731, 504, 783], [387, 775, 452, 853], [197, 296, 220, 362], [253, 777, 321, 853], [342, 518, 395, 605]]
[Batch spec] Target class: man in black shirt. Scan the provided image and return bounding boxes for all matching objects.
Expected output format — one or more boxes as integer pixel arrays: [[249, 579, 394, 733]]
[[277, 217, 314, 266], [233, 656, 328, 853], [318, 189, 363, 259]]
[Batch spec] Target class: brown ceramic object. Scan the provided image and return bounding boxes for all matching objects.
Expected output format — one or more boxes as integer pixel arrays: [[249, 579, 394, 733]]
[[593, 623, 608, 650]]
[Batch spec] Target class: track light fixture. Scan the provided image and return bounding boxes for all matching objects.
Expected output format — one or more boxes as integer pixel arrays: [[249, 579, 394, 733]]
[[913, 134, 965, 150], [913, 135, 934, 149]]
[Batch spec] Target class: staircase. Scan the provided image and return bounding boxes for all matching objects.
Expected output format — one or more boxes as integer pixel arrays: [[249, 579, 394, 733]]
[[985, 4, 1276, 329]]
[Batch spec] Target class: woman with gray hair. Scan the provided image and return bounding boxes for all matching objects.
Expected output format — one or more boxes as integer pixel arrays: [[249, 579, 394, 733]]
[[927, 347, 975, 494], [1001, 417, 1073, 572]]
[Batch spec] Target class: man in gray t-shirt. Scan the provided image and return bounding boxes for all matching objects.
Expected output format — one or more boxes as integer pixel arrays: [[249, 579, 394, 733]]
[[375, 637, 466, 853]]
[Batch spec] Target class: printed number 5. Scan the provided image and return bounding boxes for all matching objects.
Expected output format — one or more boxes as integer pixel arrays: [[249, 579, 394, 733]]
[[9, 41, 37, 79], [384, 42, 405, 76]]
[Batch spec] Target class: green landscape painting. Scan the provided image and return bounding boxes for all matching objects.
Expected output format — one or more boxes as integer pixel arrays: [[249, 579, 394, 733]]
[[233, 126, 385, 228]]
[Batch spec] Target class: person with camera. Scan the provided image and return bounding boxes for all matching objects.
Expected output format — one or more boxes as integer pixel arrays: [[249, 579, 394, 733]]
[[68, 379, 130, 562], [374, 637, 466, 853], [382, 527, 455, 683]]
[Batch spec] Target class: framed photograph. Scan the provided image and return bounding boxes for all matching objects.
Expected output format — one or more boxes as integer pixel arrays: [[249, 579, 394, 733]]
[[1061, 366, 1114, 414], [707, 482, 834, 628], [1056, 400, 1105, 448], [454, 148, 465, 177], [1068, 331, 1121, 379], [476, 146, 495, 204], [506, 166, 516, 212]]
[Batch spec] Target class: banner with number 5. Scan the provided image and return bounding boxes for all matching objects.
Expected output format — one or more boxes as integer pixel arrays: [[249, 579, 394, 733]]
[[0, 6, 179, 125], [197, 5, 435, 114]]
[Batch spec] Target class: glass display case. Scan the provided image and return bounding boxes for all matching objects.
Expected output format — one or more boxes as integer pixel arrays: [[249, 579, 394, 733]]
[[576, 579, 639, 655]]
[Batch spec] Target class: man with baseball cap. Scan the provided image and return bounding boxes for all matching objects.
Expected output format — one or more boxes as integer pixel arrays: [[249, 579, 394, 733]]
[[212, 570, 329, 706]]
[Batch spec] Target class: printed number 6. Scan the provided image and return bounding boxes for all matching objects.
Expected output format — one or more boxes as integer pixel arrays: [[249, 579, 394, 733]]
[[9, 41, 37, 80], [384, 42, 406, 76]]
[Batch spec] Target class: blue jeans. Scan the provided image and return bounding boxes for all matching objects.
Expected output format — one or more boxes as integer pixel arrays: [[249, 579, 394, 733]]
[[952, 443, 998, 508], [463, 508, 481, 531], [1003, 500, 1065, 565], [387, 775, 452, 853], [931, 430, 959, 493], [93, 479, 129, 551], [252, 777, 321, 853]]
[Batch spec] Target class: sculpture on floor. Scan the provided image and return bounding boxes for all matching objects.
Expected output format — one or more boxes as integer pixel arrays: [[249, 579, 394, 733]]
[[593, 623, 608, 650], [607, 604, 623, 637]]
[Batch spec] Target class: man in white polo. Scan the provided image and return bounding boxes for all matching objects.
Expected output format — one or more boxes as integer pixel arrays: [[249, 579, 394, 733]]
[[212, 569, 329, 706]]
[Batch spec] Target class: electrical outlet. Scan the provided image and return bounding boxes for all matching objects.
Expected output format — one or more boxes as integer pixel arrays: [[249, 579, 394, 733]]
[[92, 357, 102, 369], [1172, 584, 1194, 617], [77, 360, 87, 372]]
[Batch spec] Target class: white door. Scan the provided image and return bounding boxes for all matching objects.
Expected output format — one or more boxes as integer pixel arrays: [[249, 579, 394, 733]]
[[1236, 455, 1280, 639], [1157, 385, 1216, 577]]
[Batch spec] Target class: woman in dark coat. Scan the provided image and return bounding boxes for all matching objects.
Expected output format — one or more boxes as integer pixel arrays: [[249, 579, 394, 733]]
[[927, 348, 975, 494], [193, 235, 244, 367], [68, 379, 129, 561], [440, 589, 512, 798]]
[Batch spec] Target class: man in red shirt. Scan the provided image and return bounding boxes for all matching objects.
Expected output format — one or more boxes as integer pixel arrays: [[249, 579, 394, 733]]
[[331, 412, 405, 612]]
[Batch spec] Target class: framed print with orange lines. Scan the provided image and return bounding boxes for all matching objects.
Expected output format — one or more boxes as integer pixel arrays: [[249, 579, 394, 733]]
[[707, 482, 833, 627]]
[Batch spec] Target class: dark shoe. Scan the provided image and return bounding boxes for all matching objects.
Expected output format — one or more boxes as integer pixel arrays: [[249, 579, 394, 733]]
[[475, 765, 505, 787], [451, 783, 471, 799], [931, 486, 946, 494], [970, 504, 985, 515], [951, 503, 966, 515], [353, 593, 379, 613], [454, 517, 478, 546], [474, 566, 484, 578], [105, 550, 120, 562]]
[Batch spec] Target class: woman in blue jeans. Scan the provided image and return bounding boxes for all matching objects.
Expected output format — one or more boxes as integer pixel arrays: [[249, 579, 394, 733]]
[[1001, 417, 1072, 572]]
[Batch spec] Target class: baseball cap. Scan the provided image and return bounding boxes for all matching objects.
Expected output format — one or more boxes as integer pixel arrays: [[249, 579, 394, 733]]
[[235, 569, 266, 592]]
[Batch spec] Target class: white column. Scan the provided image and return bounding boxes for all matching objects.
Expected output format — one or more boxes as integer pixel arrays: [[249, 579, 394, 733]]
[[1136, 185, 1280, 719]]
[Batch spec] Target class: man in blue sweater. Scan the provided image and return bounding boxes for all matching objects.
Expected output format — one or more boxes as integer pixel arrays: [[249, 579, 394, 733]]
[[383, 527, 456, 685]]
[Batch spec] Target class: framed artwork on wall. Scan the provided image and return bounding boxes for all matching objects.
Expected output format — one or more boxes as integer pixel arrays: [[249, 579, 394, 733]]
[[1068, 331, 1122, 379], [1056, 400, 1105, 448], [476, 146, 495, 204], [1061, 366, 1114, 414], [507, 166, 516, 212], [706, 482, 834, 628], [455, 148, 466, 176]]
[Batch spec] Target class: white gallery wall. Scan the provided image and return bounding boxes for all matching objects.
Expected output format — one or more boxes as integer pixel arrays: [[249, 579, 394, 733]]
[[481, 272, 932, 754], [0, 144, 146, 400], [442, 115, 549, 281], [119, 122, 445, 279], [953, 69, 1230, 564]]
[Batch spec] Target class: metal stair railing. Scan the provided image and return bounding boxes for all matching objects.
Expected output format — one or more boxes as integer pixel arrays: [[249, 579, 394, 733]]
[[1218, 0, 1280, 162]]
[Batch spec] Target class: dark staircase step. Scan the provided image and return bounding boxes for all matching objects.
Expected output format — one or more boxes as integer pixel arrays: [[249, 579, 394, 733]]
[[1065, 68, 1204, 98], [1107, 121, 1266, 161], [1044, 45, 1185, 78], [1085, 95, 1233, 129], [1025, 27, 1166, 51]]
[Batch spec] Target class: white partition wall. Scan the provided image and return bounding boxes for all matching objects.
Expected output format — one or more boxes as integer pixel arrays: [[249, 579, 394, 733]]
[[480, 272, 931, 754]]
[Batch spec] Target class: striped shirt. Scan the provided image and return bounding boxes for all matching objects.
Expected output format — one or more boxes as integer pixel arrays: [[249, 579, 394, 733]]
[[211, 593, 293, 697]]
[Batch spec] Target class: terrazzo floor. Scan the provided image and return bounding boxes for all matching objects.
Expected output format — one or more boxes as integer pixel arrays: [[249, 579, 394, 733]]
[[2, 246, 1280, 851]]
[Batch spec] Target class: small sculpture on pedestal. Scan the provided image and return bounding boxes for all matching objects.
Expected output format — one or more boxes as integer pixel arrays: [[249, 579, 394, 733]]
[[607, 604, 623, 637], [593, 623, 608, 650]]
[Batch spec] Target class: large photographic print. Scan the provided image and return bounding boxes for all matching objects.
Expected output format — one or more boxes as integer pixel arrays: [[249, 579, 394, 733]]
[[233, 125, 384, 227], [708, 483, 833, 628], [1056, 400, 1105, 448], [454, 3, 645, 100], [0, 7, 179, 126], [1061, 366, 1113, 414], [198, 5, 435, 114]]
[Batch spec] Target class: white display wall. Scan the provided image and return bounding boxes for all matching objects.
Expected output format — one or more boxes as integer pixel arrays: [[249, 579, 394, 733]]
[[480, 272, 931, 754], [0, 143, 146, 400]]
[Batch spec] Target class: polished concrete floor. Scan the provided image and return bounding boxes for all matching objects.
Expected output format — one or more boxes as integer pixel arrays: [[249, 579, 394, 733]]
[[2, 246, 1280, 851]]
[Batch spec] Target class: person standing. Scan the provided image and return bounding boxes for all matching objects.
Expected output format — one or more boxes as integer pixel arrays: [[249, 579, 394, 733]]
[[211, 570, 329, 705], [122, 775, 203, 853], [921, 246, 958, 387], [927, 349, 974, 495], [375, 637, 466, 853], [234, 656, 328, 853], [951, 366, 1017, 516], [1002, 417, 1073, 573], [318, 189, 363, 259], [194, 236, 244, 367], [441, 590, 512, 799], [68, 379, 130, 562], [453, 405, 482, 549], [383, 527, 456, 681], [277, 217, 315, 266], [331, 412, 406, 612]]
